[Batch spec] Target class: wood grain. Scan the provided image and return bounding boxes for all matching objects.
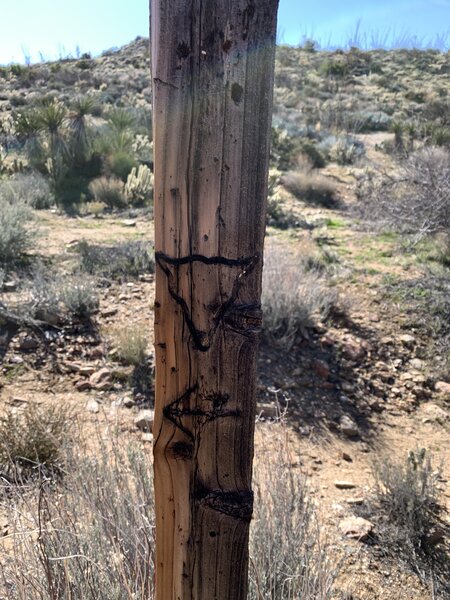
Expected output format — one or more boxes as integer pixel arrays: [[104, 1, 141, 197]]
[[151, 2, 278, 597]]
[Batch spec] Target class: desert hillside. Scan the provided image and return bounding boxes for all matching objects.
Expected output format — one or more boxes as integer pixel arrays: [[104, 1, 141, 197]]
[[0, 38, 449, 599]]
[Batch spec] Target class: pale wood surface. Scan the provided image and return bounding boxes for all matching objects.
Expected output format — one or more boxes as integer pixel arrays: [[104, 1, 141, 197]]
[[151, 2, 278, 597]]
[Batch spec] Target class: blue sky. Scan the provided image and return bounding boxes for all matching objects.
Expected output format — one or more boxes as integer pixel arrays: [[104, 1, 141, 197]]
[[0, 0, 449, 64]]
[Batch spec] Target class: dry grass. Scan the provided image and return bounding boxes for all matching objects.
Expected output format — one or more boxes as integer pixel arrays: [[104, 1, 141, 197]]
[[282, 170, 339, 208], [110, 324, 148, 367], [262, 240, 339, 346], [249, 425, 339, 599], [0, 404, 71, 480], [0, 437, 155, 599]]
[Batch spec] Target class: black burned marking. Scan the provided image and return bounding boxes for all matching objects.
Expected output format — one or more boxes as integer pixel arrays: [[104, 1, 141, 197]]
[[163, 385, 240, 440], [196, 487, 254, 522], [222, 39, 232, 53], [231, 82, 243, 105], [155, 252, 259, 352], [176, 42, 191, 59]]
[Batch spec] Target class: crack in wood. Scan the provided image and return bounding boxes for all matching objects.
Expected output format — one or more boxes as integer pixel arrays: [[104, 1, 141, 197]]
[[155, 252, 260, 351]]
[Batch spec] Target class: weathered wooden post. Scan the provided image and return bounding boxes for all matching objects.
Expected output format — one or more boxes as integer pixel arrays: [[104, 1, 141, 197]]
[[151, 1, 279, 598]]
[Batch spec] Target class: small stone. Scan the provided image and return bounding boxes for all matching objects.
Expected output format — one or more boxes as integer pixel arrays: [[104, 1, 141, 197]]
[[101, 307, 118, 318], [342, 341, 366, 362], [334, 481, 357, 489], [312, 359, 330, 379], [342, 452, 353, 462], [339, 517, 373, 541], [121, 219, 136, 227], [257, 403, 279, 419], [346, 496, 365, 505], [89, 367, 113, 389], [123, 396, 135, 408], [339, 415, 359, 438], [421, 403, 448, 421], [134, 409, 154, 432], [3, 280, 17, 292], [435, 381, 450, 399], [399, 334, 415, 348], [19, 337, 39, 351], [75, 379, 92, 392], [86, 399, 100, 413], [78, 366, 96, 377], [141, 432, 154, 443]]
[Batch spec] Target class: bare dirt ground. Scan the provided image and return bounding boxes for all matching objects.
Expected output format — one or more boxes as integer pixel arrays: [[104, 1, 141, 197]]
[[1, 197, 449, 599]]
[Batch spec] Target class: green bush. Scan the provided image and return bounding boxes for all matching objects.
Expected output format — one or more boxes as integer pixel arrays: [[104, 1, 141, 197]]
[[88, 176, 127, 209], [108, 150, 137, 181]]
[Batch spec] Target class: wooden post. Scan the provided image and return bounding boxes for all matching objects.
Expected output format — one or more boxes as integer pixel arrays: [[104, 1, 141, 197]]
[[151, 1, 278, 598]]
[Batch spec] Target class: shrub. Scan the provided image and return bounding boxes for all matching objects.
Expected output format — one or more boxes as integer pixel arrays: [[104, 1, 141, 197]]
[[88, 176, 127, 209], [0, 439, 155, 598], [0, 404, 70, 478], [108, 150, 137, 181], [360, 449, 449, 595], [358, 148, 450, 241], [25, 269, 99, 322], [0, 171, 53, 209], [111, 324, 148, 366], [249, 428, 338, 599], [58, 274, 99, 318], [282, 171, 338, 208], [0, 198, 35, 268], [262, 241, 339, 346], [78, 240, 155, 280]]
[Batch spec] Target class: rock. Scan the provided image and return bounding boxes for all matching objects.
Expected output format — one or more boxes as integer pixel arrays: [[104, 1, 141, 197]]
[[19, 337, 39, 351], [141, 432, 153, 443], [342, 452, 353, 462], [3, 280, 17, 292], [421, 403, 449, 421], [410, 358, 424, 370], [257, 403, 280, 419], [312, 359, 330, 379], [399, 334, 415, 348], [121, 219, 136, 227], [435, 381, 450, 399], [89, 367, 113, 389], [64, 361, 82, 373], [334, 481, 357, 489], [339, 415, 359, 438], [368, 398, 383, 413], [134, 409, 154, 432], [123, 396, 135, 408], [339, 517, 373, 541], [75, 379, 92, 392], [346, 496, 365, 506], [342, 341, 366, 362], [78, 366, 96, 377], [86, 399, 100, 413], [101, 307, 118, 318], [341, 381, 354, 393], [424, 526, 446, 546]]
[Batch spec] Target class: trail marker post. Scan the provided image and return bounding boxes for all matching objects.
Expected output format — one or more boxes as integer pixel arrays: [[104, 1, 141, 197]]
[[151, 2, 279, 597]]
